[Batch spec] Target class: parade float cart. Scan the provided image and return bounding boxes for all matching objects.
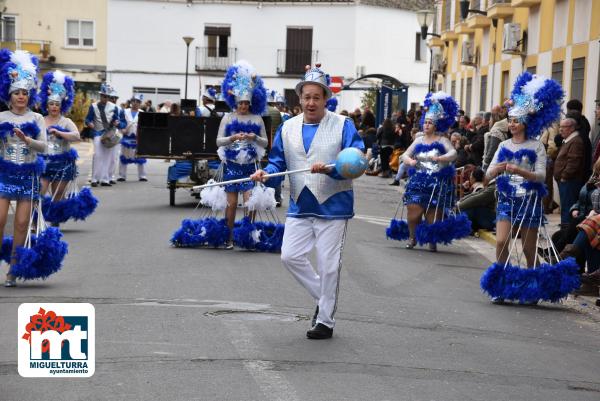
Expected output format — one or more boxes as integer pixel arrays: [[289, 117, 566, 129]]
[[137, 112, 272, 206]]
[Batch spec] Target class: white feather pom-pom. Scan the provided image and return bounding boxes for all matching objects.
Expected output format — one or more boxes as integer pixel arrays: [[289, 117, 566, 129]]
[[200, 180, 228, 211], [245, 185, 276, 211]]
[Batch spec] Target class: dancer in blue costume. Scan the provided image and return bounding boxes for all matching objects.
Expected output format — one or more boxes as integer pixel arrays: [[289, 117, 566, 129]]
[[251, 64, 364, 339], [400, 92, 465, 252], [218, 61, 268, 249], [481, 72, 579, 304], [0, 50, 47, 286], [39, 71, 80, 211]]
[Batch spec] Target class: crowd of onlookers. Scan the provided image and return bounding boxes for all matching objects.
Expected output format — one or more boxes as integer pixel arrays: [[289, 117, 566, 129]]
[[354, 98, 600, 296]]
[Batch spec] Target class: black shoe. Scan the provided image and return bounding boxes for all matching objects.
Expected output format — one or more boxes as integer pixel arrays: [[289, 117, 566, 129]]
[[139, 177, 148, 182], [109, 180, 117, 184], [311, 306, 319, 327], [100, 182, 112, 187], [276, 201, 282, 208], [306, 323, 333, 340], [117, 178, 126, 182], [91, 182, 98, 187], [389, 180, 400, 186]]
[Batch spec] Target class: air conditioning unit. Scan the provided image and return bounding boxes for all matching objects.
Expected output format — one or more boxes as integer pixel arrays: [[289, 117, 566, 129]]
[[461, 39, 476, 66], [503, 23, 522, 55], [432, 53, 444, 74]]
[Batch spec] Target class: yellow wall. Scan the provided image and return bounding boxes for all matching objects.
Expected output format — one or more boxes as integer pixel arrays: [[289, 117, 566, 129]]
[[4, 0, 106, 80]]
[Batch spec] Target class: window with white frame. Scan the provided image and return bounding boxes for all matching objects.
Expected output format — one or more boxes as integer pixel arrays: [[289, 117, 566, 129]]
[[1, 15, 16, 42], [66, 20, 94, 48]]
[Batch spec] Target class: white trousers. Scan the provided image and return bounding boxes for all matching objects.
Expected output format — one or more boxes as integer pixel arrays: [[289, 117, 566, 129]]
[[118, 146, 147, 179], [108, 144, 120, 181], [281, 217, 348, 328], [92, 136, 112, 183]]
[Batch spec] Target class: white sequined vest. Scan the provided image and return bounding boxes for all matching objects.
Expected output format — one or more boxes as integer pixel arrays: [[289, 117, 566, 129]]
[[282, 111, 351, 204]]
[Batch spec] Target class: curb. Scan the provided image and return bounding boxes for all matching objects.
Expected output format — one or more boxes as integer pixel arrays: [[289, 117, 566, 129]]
[[477, 229, 496, 246]]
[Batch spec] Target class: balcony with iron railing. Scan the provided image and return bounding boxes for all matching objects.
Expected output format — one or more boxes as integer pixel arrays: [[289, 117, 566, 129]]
[[276, 49, 319, 75], [0, 39, 52, 62], [195, 47, 237, 71]]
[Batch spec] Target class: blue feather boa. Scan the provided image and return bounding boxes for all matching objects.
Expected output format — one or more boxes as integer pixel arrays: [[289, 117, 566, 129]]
[[42, 187, 99, 224], [8, 227, 68, 280], [43, 148, 78, 162], [0, 156, 45, 175], [120, 155, 147, 165], [408, 164, 456, 180], [413, 142, 447, 156], [480, 257, 580, 303], [0, 120, 40, 140], [386, 219, 410, 241], [39, 71, 75, 114], [415, 213, 472, 245], [510, 72, 564, 140], [171, 217, 230, 248], [232, 216, 285, 252], [225, 120, 262, 137], [419, 92, 459, 133], [497, 147, 537, 164], [496, 175, 548, 197]]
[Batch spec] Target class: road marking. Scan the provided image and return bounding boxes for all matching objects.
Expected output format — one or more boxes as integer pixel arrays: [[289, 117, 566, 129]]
[[354, 214, 390, 226]]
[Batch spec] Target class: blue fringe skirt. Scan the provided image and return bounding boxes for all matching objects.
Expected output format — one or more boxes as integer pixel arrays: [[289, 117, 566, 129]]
[[496, 192, 543, 228], [223, 162, 256, 193], [0, 157, 44, 200], [403, 173, 454, 210]]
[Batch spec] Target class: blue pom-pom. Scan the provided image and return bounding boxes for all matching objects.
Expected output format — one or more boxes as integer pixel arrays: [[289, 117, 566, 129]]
[[42, 187, 99, 224], [171, 217, 230, 248], [386, 219, 410, 241], [480, 258, 580, 303], [415, 214, 471, 245], [10, 227, 68, 280], [250, 75, 267, 116], [232, 216, 285, 252], [19, 121, 40, 139]]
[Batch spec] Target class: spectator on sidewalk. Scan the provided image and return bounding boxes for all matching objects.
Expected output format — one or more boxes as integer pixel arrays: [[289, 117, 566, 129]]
[[482, 105, 509, 171], [540, 122, 559, 213], [457, 179, 496, 232], [376, 118, 396, 178], [554, 117, 586, 226]]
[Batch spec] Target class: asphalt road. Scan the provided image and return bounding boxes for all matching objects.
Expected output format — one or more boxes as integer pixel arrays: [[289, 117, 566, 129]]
[[1, 146, 599, 401]]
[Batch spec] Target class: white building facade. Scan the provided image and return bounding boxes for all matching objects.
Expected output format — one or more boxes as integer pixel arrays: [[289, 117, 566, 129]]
[[107, 0, 433, 112]]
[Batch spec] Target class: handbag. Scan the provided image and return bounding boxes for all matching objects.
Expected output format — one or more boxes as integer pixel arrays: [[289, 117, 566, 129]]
[[100, 129, 122, 148]]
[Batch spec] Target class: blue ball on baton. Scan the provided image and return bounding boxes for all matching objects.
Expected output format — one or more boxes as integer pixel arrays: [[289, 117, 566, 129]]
[[335, 147, 368, 179]]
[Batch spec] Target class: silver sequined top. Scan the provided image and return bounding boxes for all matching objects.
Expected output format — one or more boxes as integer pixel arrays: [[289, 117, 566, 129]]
[[0, 110, 46, 164]]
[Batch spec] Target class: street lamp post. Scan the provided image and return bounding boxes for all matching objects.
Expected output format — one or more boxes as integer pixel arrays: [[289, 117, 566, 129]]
[[182, 36, 195, 99], [416, 9, 441, 93]]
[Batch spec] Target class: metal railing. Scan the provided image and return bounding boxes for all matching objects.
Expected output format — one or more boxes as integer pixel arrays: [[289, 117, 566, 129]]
[[195, 47, 237, 71], [276, 49, 319, 75], [0, 39, 51, 60]]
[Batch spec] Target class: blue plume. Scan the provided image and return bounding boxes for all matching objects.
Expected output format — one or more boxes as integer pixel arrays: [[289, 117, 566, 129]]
[[386, 219, 410, 241], [0, 61, 17, 105], [225, 120, 262, 137], [221, 64, 238, 110], [61, 75, 75, 114], [420, 92, 459, 133], [250, 75, 267, 115], [120, 155, 147, 165], [326, 97, 338, 112], [10, 227, 68, 280], [171, 217, 230, 248], [19, 121, 40, 139], [510, 72, 564, 139], [480, 258, 580, 303]]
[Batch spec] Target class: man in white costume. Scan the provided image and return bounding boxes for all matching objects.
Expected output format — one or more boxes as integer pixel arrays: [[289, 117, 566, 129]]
[[252, 65, 364, 339]]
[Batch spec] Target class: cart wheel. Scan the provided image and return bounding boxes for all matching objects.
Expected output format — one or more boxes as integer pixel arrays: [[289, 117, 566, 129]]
[[169, 182, 176, 206]]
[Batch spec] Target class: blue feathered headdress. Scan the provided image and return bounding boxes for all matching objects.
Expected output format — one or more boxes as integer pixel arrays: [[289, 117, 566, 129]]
[[39, 71, 75, 115], [0, 49, 39, 108], [420, 91, 459, 133], [221, 61, 267, 115], [508, 72, 564, 139], [326, 96, 338, 112]]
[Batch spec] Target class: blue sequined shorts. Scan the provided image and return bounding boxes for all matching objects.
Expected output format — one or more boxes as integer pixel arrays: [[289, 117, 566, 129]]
[[496, 192, 544, 228], [403, 174, 455, 209], [223, 162, 256, 193], [42, 159, 77, 181], [0, 170, 40, 200]]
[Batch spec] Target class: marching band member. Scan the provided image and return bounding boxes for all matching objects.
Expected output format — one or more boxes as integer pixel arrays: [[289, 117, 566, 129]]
[[108, 88, 126, 184], [217, 61, 268, 249], [118, 93, 147, 181], [196, 87, 220, 118], [251, 64, 365, 339], [0, 49, 47, 287], [84, 83, 120, 187]]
